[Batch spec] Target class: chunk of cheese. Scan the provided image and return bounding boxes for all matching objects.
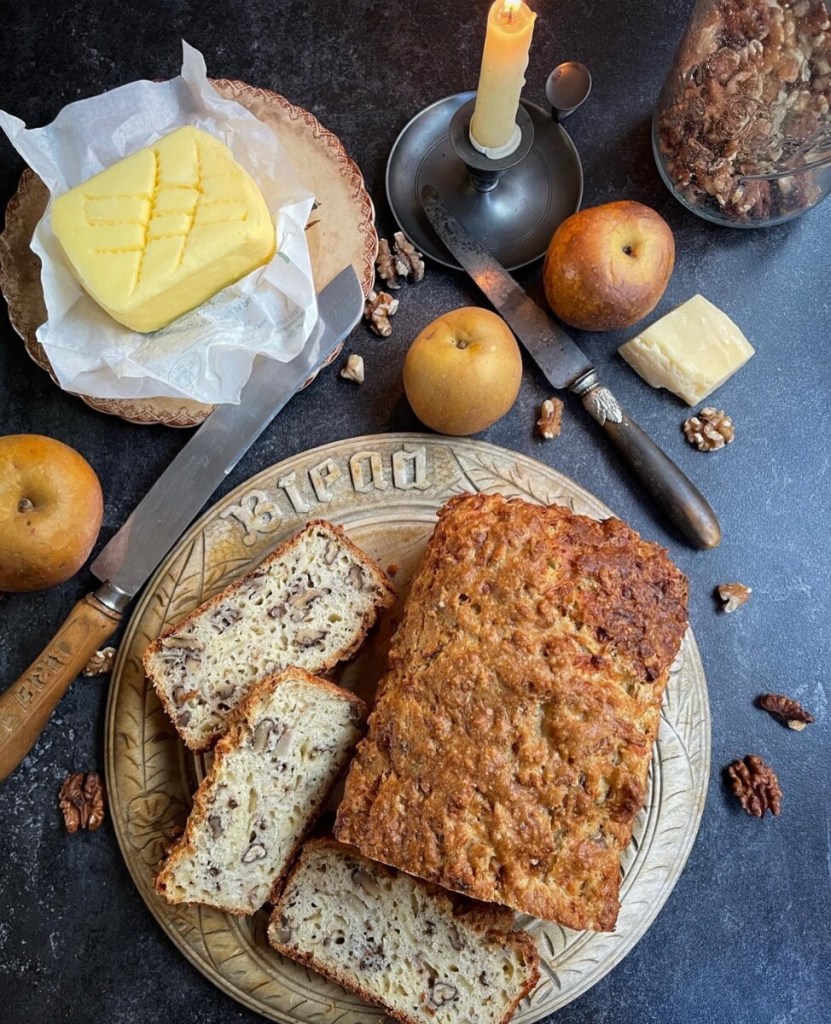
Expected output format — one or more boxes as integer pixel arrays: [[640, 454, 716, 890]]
[[50, 126, 275, 333], [618, 295, 755, 406]]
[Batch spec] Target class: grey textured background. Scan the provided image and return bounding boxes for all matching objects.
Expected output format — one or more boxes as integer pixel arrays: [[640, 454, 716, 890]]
[[0, 1, 829, 1022]]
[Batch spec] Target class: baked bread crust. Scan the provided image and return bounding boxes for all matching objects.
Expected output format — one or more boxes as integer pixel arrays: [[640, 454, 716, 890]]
[[335, 493, 689, 931], [268, 838, 540, 1024], [143, 519, 396, 750], [155, 669, 366, 915]]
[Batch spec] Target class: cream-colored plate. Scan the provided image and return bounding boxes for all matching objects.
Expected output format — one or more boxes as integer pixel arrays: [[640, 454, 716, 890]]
[[105, 434, 710, 1021], [0, 79, 377, 428]]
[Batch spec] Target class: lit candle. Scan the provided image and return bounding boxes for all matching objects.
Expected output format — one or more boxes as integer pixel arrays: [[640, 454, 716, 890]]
[[470, 0, 537, 159]]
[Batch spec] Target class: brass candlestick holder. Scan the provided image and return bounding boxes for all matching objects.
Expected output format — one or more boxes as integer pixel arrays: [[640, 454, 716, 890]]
[[386, 67, 589, 271]]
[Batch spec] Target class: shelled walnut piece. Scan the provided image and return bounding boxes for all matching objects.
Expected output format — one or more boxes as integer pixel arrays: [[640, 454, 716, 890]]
[[340, 354, 365, 384], [375, 238, 398, 289], [717, 581, 752, 612], [393, 232, 425, 283], [59, 771, 106, 832], [756, 693, 815, 730], [374, 233, 425, 290], [537, 397, 564, 439], [726, 754, 782, 817], [82, 646, 117, 676], [683, 407, 735, 451], [363, 290, 399, 337]]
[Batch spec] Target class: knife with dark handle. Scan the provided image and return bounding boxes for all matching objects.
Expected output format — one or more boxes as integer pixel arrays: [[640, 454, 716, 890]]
[[420, 185, 721, 551], [0, 265, 365, 783]]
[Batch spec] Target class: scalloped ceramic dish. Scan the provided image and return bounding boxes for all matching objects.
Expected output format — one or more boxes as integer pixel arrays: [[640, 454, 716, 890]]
[[0, 80, 377, 427], [105, 434, 710, 1022]]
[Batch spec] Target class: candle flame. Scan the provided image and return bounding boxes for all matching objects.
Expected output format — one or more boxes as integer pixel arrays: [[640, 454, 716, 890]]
[[500, 0, 522, 24]]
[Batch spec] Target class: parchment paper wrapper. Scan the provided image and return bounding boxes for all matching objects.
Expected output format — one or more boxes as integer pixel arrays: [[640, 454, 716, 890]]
[[0, 42, 318, 404]]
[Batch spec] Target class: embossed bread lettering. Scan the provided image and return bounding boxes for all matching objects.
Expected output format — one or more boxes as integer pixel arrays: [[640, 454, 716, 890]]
[[309, 458, 342, 503], [349, 451, 389, 493], [392, 446, 431, 490], [277, 471, 310, 514], [219, 490, 283, 546]]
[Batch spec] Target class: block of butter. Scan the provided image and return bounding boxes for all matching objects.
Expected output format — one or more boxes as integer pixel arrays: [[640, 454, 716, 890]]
[[50, 126, 275, 333], [618, 295, 755, 406]]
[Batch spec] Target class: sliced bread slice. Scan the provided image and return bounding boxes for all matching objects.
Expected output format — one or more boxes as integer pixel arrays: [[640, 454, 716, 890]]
[[268, 839, 540, 1024], [155, 670, 365, 915], [143, 520, 395, 750]]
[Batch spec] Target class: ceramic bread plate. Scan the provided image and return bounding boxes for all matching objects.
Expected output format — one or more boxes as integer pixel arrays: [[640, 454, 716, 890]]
[[0, 79, 377, 428], [105, 433, 710, 1023]]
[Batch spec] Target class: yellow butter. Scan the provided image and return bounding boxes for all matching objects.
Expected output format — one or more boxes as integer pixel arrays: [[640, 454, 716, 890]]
[[50, 126, 275, 333], [618, 295, 755, 406]]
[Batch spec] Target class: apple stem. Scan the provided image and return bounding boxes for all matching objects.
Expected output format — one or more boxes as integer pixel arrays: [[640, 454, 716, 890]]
[[17, 498, 34, 513]]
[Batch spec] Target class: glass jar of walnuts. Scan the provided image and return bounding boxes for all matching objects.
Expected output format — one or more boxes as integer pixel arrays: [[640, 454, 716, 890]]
[[654, 0, 831, 227]]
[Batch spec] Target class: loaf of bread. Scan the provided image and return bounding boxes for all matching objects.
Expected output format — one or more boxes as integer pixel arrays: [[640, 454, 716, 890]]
[[335, 493, 689, 932], [143, 520, 395, 750], [155, 669, 365, 915], [268, 839, 540, 1024]]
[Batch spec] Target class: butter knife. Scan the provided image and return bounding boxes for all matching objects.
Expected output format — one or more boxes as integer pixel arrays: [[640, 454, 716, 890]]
[[420, 185, 721, 551], [0, 265, 365, 782]]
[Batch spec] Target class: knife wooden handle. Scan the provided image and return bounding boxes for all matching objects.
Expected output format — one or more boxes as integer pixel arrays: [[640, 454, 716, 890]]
[[0, 593, 122, 783], [581, 383, 722, 550]]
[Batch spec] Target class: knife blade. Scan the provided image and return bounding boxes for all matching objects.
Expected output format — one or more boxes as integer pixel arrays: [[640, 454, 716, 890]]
[[0, 265, 364, 782], [91, 265, 363, 599], [420, 184, 721, 551]]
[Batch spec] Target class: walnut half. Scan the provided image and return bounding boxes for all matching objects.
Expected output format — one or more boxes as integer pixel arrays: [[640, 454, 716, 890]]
[[725, 754, 782, 817], [59, 772, 106, 833], [683, 407, 735, 451], [82, 647, 117, 677], [756, 693, 815, 730], [393, 232, 425, 283], [340, 354, 365, 383], [375, 238, 399, 290], [537, 398, 564, 439], [375, 234, 426, 289], [364, 290, 399, 337], [717, 581, 752, 612]]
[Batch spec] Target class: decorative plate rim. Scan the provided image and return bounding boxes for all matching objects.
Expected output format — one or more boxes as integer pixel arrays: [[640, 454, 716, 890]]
[[105, 433, 711, 1022]]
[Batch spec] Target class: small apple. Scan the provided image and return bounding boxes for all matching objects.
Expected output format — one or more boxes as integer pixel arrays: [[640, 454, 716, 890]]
[[403, 307, 523, 436], [543, 201, 675, 331], [0, 434, 104, 592]]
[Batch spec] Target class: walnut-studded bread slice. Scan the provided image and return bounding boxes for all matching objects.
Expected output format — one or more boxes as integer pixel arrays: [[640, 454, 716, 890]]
[[155, 670, 365, 915], [335, 493, 689, 932], [143, 520, 395, 750], [268, 839, 540, 1024]]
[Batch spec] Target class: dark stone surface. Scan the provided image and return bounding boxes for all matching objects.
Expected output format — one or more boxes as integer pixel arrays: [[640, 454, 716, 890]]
[[0, 1, 829, 1022]]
